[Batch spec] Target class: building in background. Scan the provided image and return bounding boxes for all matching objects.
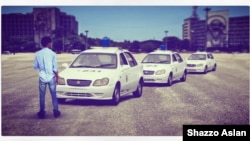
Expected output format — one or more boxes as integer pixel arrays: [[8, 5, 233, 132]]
[[183, 6, 206, 51], [2, 7, 78, 49], [228, 16, 249, 51], [2, 13, 34, 40], [183, 6, 249, 52]]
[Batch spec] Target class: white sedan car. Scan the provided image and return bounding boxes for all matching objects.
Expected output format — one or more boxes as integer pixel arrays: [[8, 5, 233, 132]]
[[186, 51, 217, 74], [56, 46, 144, 105], [141, 49, 187, 86]]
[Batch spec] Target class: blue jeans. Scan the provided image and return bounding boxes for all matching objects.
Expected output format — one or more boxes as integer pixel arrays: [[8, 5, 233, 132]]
[[39, 77, 59, 111]]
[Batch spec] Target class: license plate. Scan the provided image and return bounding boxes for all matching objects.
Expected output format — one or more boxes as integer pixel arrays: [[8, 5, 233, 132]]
[[187, 69, 196, 72], [144, 79, 155, 81]]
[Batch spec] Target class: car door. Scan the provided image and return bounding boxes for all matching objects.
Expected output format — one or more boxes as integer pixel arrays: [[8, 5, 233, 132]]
[[124, 52, 140, 92], [208, 53, 216, 70], [174, 53, 185, 79], [119, 53, 130, 95], [207, 54, 212, 70], [171, 54, 179, 80]]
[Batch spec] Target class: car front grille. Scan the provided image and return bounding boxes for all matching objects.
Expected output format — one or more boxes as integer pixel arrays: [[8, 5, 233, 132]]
[[143, 70, 155, 75], [187, 64, 196, 67], [65, 92, 93, 97], [67, 79, 92, 87]]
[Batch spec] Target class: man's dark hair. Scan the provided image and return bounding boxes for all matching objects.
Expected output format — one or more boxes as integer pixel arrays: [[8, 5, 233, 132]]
[[41, 36, 52, 47]]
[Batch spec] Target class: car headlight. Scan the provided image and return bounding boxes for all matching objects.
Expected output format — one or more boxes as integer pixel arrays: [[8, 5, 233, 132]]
[[196, 64, 204, 67], [58, 77, 66, 85], [155, 69, 166, 75], [93, 77, 109, 86]]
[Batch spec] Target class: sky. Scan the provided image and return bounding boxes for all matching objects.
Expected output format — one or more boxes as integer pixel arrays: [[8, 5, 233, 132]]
[[1, 5, 249, 42]]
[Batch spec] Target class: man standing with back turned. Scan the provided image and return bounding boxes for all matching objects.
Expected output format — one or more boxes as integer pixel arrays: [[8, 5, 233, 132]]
[[34, 36, 61, 119]]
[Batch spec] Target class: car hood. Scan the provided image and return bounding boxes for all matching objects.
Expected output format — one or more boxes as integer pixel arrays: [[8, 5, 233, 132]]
[[142, 63, 170, 70], [59, 68, 118, 79]]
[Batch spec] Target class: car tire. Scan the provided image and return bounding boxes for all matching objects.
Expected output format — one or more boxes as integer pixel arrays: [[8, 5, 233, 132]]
[[167, 73, 173, 86], [212, 64, 217, 71], [180, 70, 187, 82], [203, 66, 208, 74], [111, 85, 120, 105], [57, 98, 66, 104], [133, 79, 143, 98]]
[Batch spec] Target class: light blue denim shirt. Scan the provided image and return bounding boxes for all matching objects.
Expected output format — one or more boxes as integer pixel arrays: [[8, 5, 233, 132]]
[[34, 48, 58, 83]]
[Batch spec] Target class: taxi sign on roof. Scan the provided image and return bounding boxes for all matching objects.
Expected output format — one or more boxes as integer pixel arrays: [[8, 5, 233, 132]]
[[160, 44, 167, 50], [101, 37, 110, 47]]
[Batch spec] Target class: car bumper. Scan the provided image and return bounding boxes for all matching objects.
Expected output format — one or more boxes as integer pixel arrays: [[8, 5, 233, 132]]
[[186, 67, 204, 72], [143, 75, 168, 83], [56, 85, 115, 100]]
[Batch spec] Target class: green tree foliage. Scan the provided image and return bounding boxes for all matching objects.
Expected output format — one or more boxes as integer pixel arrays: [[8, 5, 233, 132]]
[[140, 40, 162, 52], [129, 41, 140, 52], [2, 36, 36, 53]]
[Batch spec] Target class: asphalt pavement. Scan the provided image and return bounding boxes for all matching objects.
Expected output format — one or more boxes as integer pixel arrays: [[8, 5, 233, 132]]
[[1, 53, 249, 136]]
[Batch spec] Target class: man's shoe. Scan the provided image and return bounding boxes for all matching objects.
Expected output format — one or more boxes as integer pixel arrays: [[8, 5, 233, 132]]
[[53, 110, 61, 118], [37, 111, 46, 119]]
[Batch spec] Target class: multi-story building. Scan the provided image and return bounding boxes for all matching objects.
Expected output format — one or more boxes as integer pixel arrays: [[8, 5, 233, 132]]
[[228, 16, 249, 50], [2, 7, 78, 49], [2, 13, 34, 40], [183, 7, 249, 51]]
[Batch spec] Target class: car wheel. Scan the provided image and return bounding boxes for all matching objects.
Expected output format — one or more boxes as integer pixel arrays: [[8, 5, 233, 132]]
[[212, 64, 217, 71], [57, 98, 66, 104], [167, 73, 173, 86], [180, 70, 187, 82], [111, 85, 120, 105], [133, 79, 143, 98], [203, 66, 208, 74]]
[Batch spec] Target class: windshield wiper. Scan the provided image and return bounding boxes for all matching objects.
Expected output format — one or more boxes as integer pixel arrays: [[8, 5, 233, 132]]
[[100, 64, 115, 67], [159, 61, 170, 63], [71, 65, 98, 68], [142, 61, 158, 63]]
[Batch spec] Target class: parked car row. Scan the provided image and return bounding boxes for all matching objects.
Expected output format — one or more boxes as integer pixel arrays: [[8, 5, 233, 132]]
[[141, 49, 217, 86], [56, 46, 217, 105]]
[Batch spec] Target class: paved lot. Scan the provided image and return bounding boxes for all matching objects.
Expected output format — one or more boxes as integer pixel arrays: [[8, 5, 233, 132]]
[[1, 52, 249, 136]]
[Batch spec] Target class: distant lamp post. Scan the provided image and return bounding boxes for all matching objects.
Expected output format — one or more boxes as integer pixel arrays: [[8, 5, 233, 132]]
[[85, 30, 89, 49], [164, 30, 168, 47], [204, 7, 211, 51]]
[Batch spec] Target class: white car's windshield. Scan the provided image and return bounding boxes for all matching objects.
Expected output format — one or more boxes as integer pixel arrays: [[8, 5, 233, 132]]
[[70, 53, 117, 69], [188, 54, 206, 60], [142, 54, 171, 64]]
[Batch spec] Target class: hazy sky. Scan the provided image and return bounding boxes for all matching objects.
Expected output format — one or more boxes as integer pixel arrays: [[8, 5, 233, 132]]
[[1, 6, 249, 42]]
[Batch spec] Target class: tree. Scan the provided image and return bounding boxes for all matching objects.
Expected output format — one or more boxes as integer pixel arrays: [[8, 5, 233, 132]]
[[65, 34, 83, 51], [129, 41, 140, 52], [180, 39, 190, 51], [140, 40, 162, 52], [166, 37, 180, 51]]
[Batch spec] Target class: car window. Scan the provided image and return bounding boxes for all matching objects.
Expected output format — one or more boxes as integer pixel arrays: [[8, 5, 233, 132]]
[[124, 52, 137, 67], [172, 54, 177, 62], [188, 54, 206, 60], [207, 54, 210, 59], [70, 53, 117, 69], [208, 54, 214, 59], [120, 53, 128, 65], [174, 53, 183, 63], [142, 54, 171, 64]]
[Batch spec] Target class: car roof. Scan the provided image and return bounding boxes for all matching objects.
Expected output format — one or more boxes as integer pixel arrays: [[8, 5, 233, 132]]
[[149, 49, 176, 55], [82, 46, 126, 54]]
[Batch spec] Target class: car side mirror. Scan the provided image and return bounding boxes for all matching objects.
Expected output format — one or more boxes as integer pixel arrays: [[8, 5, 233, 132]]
[[62, 63, 69, 68]]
